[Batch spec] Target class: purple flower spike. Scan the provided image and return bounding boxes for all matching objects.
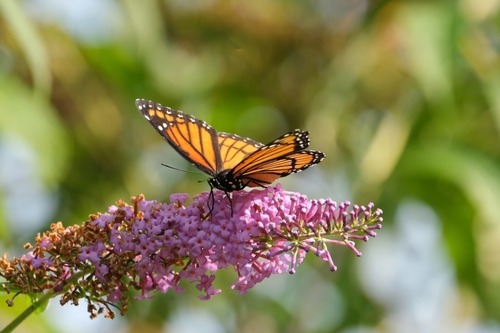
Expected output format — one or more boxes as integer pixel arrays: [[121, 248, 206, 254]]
[[0, 186, 383, 319]]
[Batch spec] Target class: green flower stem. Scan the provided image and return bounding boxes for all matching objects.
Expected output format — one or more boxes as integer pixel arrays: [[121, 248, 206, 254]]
[[1, 270, 87, 333]]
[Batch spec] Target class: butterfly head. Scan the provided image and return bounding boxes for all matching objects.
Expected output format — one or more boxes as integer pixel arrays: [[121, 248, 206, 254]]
[[208, 170, 245, 193]]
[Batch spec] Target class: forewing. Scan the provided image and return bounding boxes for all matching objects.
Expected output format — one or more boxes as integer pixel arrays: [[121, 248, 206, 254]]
[[136, 99, 220, 176], [217, 132, 263, 170], [230, 129, 310, 175], [226, 129, 325, 187]]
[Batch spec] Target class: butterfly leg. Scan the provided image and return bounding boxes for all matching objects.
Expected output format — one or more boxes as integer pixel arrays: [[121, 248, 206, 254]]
[[225, 191, 233, 217], [204, 184, 234, 218], [204, 185, 216, 219]]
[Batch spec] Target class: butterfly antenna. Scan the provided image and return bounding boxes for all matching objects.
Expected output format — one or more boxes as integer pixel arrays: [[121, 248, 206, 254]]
[[161, 163, 203, 176]]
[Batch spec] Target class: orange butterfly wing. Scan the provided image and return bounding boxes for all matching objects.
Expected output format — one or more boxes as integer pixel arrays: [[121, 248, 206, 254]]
[[224, 130, 325, 188], [136, 99, 262, 176], [136, 99, 222, 175], [235, 151, 325, 188], [217, 132, 263, 170]]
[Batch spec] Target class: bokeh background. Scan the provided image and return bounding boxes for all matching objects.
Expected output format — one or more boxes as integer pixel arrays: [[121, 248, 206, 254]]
[[1, 0, 500, 332]]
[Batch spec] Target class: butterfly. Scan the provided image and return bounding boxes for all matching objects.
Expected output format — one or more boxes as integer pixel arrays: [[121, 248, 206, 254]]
[[135, 98, 325, 215]]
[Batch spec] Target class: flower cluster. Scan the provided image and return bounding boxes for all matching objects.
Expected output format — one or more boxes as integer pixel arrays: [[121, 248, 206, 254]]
[[0, 185, 383, 318]]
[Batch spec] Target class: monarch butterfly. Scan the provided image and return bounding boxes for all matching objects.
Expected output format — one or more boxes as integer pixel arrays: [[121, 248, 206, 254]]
[[136, 99, 325, 214]]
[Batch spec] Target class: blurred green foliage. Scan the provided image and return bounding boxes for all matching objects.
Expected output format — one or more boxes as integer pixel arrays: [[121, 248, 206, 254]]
[[1, 0, 500, 332]]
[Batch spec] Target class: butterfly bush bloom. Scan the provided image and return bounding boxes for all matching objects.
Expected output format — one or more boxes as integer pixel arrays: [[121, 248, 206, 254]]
[[0, 185, 383, 318]]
